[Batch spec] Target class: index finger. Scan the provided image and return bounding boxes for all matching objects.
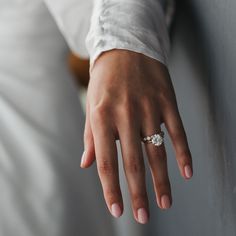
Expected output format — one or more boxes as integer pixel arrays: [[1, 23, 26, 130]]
[[90, 106, 124, 218]]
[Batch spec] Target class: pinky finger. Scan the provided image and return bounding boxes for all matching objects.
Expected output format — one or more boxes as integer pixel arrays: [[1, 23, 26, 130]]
[[163, 106, 193, 180]]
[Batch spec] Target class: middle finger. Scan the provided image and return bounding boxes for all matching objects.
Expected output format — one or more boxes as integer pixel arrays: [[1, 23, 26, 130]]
[[116, 107, 149, 224]]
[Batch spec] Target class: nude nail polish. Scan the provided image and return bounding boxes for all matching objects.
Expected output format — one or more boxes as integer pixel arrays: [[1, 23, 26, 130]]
[[161, 195, 171, 209], [111, 203, 122, 218], [137, 208, 148, 224], [184, 165, 193, 179]]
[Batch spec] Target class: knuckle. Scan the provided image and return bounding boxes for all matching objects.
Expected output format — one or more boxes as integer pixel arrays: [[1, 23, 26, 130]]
[[177, 149, 192, 163], [140, 95, 152, 107], [122, 93, 135, 105], [171, 127, 187, 144], [118, 97, 135, 118], [104, 189, 119, 203], [132, 192, 147, 206], [90, 104, 110, 124], [140, 96, 162, 118], [157, 88, 174, 106], [156, 180, 170, 191], [149, 150, 167, 165], [140, 96, 153, 112], [98, 160, 115, 176], [125, 159, 145, 174]]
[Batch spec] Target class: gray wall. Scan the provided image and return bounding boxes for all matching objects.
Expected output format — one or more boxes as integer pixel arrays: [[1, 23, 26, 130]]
[[144, 1, 236, 235]]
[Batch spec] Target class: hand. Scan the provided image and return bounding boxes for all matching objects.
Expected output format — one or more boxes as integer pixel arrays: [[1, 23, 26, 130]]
[[80, 49, 193, 224]]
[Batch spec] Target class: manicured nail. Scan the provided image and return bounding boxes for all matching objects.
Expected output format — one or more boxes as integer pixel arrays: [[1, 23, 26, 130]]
[[111, 203, 122, 218], [184, 165, 193, 179], [161, 195, 171, 209], [137, 208, 148, 224], [80, 151, 86, 167]]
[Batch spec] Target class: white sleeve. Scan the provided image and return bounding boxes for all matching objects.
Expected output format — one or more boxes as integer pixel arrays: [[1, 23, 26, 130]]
[[86, 0, 170, 71], [44, 0, 170, 70]]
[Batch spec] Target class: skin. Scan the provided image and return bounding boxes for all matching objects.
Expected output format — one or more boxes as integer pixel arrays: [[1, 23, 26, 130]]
[[80, 49, 193, 224]]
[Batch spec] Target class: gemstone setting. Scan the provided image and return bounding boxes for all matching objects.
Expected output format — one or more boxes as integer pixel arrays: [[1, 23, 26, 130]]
[[151, 134, 163, 146], [142, 131, 164, 147]]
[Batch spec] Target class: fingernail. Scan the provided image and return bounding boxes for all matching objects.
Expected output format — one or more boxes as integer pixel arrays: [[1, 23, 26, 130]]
[[80, 151, 86, 167], [184, 165, 193, 179], [111, 203, 122, 218], [161, 195, 171, 209], [137, 208, 148, 224]]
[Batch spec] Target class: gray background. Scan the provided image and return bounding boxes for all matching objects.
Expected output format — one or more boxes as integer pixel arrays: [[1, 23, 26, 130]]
[[112, 1, 236, 235]]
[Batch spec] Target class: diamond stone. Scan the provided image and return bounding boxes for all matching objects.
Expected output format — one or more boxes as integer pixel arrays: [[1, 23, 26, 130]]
[[151, 134, 163, 146]]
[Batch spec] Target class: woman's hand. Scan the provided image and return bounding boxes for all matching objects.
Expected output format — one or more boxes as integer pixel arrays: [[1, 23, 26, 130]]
[[80, 49, 193, 224]]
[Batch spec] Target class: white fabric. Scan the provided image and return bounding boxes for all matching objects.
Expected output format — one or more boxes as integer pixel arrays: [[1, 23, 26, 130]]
[[86, 0, 170, 70], [0, 0, 170, 235], [44, 0, 170, 71]]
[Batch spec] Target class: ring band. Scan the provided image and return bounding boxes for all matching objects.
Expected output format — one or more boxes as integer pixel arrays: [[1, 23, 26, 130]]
[[142, 131, 164, 146]]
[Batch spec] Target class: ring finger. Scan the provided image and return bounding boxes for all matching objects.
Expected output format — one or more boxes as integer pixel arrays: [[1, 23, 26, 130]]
[[141, 105, 172, 210]]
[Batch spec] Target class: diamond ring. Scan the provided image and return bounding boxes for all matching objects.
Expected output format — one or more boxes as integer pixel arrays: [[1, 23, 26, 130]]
[[142, 131, 164, 146]]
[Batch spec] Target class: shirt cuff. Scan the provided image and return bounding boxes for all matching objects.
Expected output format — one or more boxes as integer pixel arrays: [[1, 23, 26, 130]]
[[85, 0, 170, 72]]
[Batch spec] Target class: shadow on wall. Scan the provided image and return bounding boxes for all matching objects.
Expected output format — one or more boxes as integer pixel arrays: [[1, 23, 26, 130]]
[[184, 1, 236, 233], [145, 1, 236, 236]]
